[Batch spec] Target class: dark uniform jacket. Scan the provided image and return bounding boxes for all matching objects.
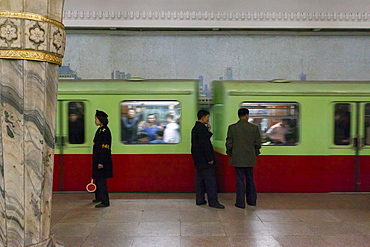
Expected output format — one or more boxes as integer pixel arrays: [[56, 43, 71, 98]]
[[191, 121, 215, 169], [226, 119, 261, 167], [92, 126, 113, 178]]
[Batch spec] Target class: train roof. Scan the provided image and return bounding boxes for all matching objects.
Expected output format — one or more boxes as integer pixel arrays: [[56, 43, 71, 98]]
[[58, 79, 198, 95], [213, 80, 370, 96]]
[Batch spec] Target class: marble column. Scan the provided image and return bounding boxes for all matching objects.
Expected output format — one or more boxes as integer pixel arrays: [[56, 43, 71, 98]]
[[0, 1, 65, 246]]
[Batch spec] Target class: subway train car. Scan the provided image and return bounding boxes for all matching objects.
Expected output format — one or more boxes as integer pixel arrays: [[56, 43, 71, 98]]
[[213, 80, 370, 192], [53, 79, 198, 192]]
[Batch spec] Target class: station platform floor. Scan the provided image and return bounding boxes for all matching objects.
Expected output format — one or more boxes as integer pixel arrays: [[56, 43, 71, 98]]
[[51, 192, 370, 247]]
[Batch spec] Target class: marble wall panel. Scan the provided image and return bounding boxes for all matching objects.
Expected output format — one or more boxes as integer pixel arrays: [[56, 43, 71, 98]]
[[40, 63, 58, 241], [49, 0, 65, 22], [1, 1, 65, 245], [0, 59, 6, 247], [0, 60, 61, 246], [2, 59, 25, 246], [0, 0, 24, 12], [25, 0, 49, 17], [24, 61, 46, 245], [0, 60, 60, 246]]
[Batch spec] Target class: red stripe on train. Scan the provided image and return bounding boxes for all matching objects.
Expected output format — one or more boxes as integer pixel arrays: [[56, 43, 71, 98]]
[[53, 154, 196, 192], [216, 153, 370, 192], [53, 154, 370, 192]]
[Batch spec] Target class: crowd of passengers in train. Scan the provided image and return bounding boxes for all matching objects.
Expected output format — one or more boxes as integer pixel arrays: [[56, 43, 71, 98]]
[[121, 106, 181, 144]]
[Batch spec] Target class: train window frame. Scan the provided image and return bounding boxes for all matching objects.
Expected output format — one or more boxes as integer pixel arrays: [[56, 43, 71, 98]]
[[239, 102, 300, 146], [120, 100, 181, 145], [67, 102, 85, 145]]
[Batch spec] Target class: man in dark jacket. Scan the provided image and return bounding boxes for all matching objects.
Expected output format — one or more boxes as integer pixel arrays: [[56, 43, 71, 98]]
[[191, 110, 224, 209], [226, 108, 261, 209], [93, 110, 113, 208], [122, 108, 139, 143]]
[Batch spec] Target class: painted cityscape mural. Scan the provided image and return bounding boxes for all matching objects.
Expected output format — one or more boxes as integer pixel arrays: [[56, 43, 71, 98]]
[[60, 33, 370, 98]]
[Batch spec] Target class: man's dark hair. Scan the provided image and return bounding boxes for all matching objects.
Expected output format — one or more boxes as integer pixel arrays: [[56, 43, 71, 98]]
[[197, 109, 210, 120], [282, 118, 291, 124], [238, 108, 249, 118], [165, 112, 175, 120]]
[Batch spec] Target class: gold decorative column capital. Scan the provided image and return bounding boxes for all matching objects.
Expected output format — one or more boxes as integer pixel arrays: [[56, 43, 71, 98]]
[[0, 11, 66, 65], [0, 11, 64, 29]]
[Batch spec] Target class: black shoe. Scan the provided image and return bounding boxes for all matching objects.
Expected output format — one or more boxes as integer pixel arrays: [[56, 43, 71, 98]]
[[95, 203, 109, 208], [209, 203, 225, 209], [235, 204, 245, 209], [92, 199, 102, 203], [196, 200, 207, 206]]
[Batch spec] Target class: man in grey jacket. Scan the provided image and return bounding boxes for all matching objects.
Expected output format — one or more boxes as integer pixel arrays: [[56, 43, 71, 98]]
[[226, 108, 261, 208]]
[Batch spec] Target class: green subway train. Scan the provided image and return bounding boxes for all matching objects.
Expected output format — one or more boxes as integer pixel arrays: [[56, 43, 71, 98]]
[[54, 79, 370, 192]]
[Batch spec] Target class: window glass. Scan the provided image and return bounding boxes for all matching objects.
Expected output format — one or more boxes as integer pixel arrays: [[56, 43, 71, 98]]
[[334, 103, 351, 145], [365, 104, 370, 146], [68, 102, 85, 144], [240, 102, 299, 146], [121, 101, 181, 144]]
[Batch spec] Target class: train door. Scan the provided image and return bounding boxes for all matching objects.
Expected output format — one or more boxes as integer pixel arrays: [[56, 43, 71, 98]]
[[332, 102, 370, 191], [55, 100, 89, 190]]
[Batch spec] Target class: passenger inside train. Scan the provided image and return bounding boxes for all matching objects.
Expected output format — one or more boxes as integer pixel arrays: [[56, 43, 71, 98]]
[[365, 104, 370, 145], [334, 104, 351, 145], [68, 102, 85, 144], [242, 102, 299, 146], [121, 101, 181, 144]]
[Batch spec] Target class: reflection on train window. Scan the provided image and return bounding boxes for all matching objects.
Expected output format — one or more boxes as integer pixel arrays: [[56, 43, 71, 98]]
[[334, 103, 351, 145], [240, 102, 299, 146], [120, 101, 181, 144], [68, 102, 85, 144], [365, 104, 370, 146]]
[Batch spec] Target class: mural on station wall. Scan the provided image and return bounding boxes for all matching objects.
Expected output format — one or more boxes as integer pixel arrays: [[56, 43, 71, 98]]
[[60, 34, 370, 98], [59, 64, 236, 98]]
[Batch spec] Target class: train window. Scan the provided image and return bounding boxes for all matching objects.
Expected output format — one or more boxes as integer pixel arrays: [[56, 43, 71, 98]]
[[68, 102, 85, 144], [334, 104, 351, 145], [120, 101, 181, 144], [240, 102, 299, 146], [365, 104, 370, 146]]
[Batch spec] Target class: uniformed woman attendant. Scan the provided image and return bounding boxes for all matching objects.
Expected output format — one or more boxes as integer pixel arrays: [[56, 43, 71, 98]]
[[93, 110, 113, 208]]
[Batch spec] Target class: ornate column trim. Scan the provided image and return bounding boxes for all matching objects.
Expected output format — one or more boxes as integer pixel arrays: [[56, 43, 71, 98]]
[[0, 11, 65, 65], [0, 11, 64, 29], [0, 49, 62, 65]]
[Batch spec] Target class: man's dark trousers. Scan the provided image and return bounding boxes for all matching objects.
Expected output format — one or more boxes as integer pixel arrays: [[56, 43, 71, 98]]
[[196, 167, 218, 205], [235, 167, 257, 207]]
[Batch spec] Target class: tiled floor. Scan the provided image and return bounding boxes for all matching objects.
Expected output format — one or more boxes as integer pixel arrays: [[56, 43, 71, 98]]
[[51, 192, 370, 247]]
